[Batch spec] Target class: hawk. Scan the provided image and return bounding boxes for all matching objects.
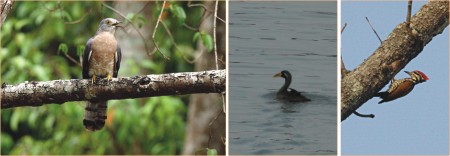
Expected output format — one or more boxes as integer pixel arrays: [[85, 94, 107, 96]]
[[82, 18, 122, 131]]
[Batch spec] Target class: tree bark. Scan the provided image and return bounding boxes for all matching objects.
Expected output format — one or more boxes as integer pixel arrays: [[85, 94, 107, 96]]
[[0, 0, 13, 27], [341, 1, 449, 121], [183, 1, 226, 155], [2, 70, 225, 109]]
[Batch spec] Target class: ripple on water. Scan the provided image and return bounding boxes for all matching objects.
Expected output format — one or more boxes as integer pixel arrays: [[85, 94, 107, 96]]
[[230, 1, 337, 155]]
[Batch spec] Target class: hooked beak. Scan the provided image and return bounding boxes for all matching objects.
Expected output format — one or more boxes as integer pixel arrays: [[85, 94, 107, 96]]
[[273, 72, 282, 78], [113, 21, 122, 27]]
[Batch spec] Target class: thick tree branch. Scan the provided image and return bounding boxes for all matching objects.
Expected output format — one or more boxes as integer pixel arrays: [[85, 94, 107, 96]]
[[2, 70, 226, 109], [341, 1, 448, 121]]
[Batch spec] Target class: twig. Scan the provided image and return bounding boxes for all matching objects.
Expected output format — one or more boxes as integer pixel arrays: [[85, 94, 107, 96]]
[[406, 0, 412, 28], [184, 2, 212, 32], [58, 2, 92, 25], [353, 111, 375, 118], [216, 16, 225, 24], [151, 1, 170, 60], [101, 2, 152, 58], [341, 56, 349, 78], [188, 1, 212, 12], [341, 23, 349, 78], [341, 22, 347, 34], [64, 52, 81, 67], [186, 0, 225, 24], [213, 0, 219, 70], [208, 109, 223, 148], [365, 17, 382, 43], [161, 21, 203, 63], [123, 1, 152, 28], [183, 23, 199, 31]]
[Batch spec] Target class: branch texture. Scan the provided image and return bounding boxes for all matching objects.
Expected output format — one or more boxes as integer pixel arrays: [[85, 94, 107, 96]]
[[0, 0, 13, 27], [341, 1, 448, 121], [2, 70, 226, 109]]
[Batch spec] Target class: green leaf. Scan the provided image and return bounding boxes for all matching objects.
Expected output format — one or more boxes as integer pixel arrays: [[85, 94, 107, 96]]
[[10, 110, 21, 131], [28, 110, 39, 128], [32, 65, 49, 81], [77, 45, 85, 57], [201, 33, 214, 52], [12, 56, 28, 70], [207, 148, 217, 155], [1, 132, 13, 153], [44, 116, 55, 130], [35, 14, 46, 25], [193, 32, 200, 43], [14, 19, 31, 30], [58, 43, 69, 55], [126, 13, 136, 22], [170, 4, 186, 24]]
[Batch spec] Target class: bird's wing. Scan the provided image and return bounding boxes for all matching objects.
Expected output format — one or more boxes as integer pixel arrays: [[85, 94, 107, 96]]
[[113, 45, 122, 78], [82, 38, 93, 79], [288, 88, 302, 94]]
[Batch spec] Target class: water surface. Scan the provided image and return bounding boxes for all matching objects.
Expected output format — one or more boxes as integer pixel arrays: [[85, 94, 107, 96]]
[[229, 2, 337, 155]]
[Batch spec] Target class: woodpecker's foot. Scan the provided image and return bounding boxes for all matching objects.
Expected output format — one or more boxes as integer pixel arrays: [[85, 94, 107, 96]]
[[353, 111, 375, 118]]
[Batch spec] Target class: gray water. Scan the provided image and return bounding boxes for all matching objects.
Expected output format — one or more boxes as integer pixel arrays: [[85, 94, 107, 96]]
[[229, 2, 337, 155]]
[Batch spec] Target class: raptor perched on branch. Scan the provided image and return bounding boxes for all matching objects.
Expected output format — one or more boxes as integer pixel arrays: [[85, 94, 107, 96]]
[[82, 18, 122, 131]]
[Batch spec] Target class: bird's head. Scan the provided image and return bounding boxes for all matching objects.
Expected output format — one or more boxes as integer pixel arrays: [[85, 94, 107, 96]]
[[98, 18, 122, 33], [273, 70, 291, 79], [405, 70, 429, 83]]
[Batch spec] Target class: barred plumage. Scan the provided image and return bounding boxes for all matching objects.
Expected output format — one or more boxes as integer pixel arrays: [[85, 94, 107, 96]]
[[375, 70, 429, 104]]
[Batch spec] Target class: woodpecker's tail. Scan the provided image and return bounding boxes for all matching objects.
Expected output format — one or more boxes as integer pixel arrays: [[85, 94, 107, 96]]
[[83, 101, 107, 131], [374, 92, 387, 97], [374, 92, 388, 104]]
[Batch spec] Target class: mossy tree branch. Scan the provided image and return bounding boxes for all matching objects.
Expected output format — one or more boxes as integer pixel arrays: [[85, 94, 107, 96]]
[[2, 70, 226, 109], [341, 1, 448, 121]]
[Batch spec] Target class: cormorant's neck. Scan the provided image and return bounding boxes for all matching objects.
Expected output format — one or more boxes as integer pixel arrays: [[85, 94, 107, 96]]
[[279, 76, 291, 93]]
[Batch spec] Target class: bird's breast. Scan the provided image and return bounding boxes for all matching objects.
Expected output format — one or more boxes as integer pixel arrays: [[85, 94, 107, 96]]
[[89, 32, 117, 77]]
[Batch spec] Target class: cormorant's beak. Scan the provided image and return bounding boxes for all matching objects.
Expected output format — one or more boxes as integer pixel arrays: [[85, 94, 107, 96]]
[[273, 72, 282, 78]]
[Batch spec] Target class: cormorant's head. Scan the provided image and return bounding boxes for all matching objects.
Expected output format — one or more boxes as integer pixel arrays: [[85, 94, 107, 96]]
[[273, 70, 291, 79]]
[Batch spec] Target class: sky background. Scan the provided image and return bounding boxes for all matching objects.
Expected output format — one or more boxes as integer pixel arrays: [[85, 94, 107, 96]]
[[341, 1, 449, 155]]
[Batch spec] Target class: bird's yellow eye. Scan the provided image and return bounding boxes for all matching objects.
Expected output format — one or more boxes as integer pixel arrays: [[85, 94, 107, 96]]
[[106, 20, 111, 24]]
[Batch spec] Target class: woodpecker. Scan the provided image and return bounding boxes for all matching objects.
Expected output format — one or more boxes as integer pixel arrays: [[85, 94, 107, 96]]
[[374, 70, 429, 104]]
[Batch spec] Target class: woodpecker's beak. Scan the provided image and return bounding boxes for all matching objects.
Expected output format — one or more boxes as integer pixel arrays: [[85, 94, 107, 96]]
[[273, 72, 282, 78], [404, 71, 410, 74]]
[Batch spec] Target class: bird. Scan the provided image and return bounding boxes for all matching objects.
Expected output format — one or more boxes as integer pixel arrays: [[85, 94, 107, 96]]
[[273, 70, 311, 102], [374, 70, 429, 104], [82, 18, 122, 131]]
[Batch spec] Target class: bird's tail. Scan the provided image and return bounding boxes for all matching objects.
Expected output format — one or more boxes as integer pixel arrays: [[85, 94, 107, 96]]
[[83, 101, 107, 131], [374, 92, 388, 104], [373, 92, 387, 98]]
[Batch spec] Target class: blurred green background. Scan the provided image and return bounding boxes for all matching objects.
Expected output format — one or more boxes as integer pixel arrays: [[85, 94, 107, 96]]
[[1, 1, 221, 154]]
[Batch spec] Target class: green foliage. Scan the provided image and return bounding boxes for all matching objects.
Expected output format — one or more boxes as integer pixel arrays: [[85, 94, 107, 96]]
[[169, 4, 187, 24], [207, 148, 218, 155], [0, 1, 207, 155], [194, 31, 214, 52]]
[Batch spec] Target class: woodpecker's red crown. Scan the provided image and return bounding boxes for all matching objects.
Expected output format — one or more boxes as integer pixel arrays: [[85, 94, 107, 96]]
[[413, 70, 429, 81]]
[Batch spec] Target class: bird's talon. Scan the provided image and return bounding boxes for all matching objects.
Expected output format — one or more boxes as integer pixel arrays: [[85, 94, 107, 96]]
[[91, 75, 96, 84]]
